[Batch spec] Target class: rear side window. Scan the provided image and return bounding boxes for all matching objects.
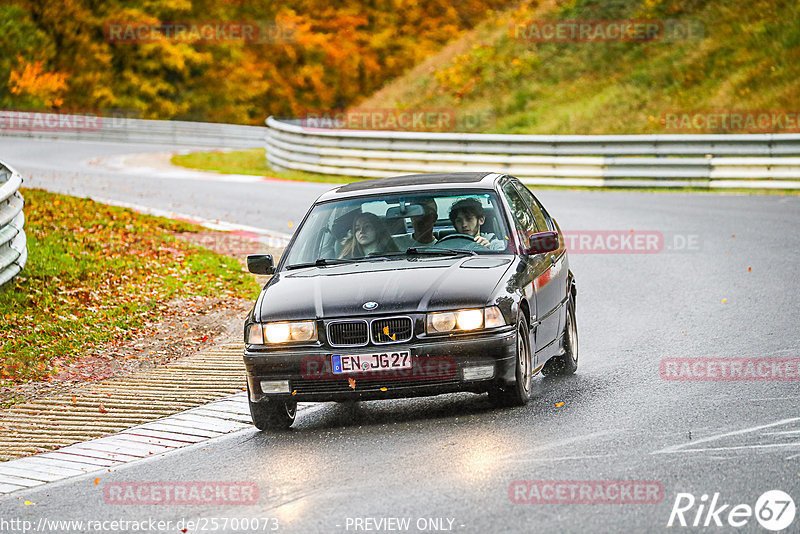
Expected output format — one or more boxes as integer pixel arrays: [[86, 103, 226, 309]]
[[514, 182, 552, 232], [501, 182, 535, 248]]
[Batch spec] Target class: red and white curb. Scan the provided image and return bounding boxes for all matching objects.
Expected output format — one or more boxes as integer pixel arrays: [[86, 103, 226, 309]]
[[0, 394, 315, 496], [88, 196, 292, 249]]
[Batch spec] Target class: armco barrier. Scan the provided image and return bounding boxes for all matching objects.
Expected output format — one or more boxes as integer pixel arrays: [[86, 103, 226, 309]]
[[265, 117, 800, 188], [0, 111, 265, 149], [0, 161, 26, 288]]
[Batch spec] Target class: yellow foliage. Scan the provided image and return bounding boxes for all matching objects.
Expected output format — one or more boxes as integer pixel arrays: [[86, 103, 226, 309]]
[[8, 57, 68, 107]]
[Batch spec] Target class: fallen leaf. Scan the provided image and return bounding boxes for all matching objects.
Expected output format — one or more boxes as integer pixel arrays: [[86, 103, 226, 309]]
[[747, 267, 752, 272], [380, 387, 387, 392], [555, 401, 565, 408], [71, 396, 77, 405], [721, 298, 727, 303], [98, 403, 108, 413], [291, 390, 297, 396], [348, 377, 356, 389], [24, 501, 35, 505], [94, 478, 100, 485], [382, 326, 396, 341]]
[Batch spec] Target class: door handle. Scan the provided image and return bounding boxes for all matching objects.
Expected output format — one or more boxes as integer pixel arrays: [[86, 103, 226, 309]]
[[550, 254, 557, 264]]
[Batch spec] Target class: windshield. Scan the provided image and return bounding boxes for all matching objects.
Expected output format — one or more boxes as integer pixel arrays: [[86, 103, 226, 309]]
[[282, 191, 511, 268]]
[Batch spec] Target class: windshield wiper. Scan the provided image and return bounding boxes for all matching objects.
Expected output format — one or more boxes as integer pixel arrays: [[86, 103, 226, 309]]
[[285, 258, 359, 270], [382, 247, 478, 257]]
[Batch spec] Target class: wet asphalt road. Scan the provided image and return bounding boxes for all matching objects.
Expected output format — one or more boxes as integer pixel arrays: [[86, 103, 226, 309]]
[[1, 137, 799, 533], [0, 137, 332, 234]]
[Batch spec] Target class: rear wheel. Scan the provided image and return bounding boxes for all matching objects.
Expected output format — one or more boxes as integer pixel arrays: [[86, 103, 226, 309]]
[[542, 298, 578, 376], [248, 386, 297, 430], [489, 315, 532, 407]]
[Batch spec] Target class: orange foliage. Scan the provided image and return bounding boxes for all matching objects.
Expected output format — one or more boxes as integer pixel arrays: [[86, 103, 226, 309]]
[[8, 57, 68, 107]]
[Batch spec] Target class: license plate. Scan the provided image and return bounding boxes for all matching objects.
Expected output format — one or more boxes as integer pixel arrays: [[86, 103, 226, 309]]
[[331, 350, 411, 374]]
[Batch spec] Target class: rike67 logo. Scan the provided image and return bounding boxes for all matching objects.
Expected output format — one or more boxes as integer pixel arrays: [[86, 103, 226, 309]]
[[668, 490, 796, 531]]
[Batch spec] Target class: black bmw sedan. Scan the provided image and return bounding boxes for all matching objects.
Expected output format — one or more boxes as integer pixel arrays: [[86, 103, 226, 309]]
[[243, 172, 577, 429]]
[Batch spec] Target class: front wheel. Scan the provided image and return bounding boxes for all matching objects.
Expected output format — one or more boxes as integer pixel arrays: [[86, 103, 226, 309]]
[[248, 388, 297, 430], [489, 315, 532, 407], [542, 298, 578, 376]]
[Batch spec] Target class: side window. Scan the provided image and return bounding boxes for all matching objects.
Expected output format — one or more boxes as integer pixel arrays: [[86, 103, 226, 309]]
[[501, 182, 536, 248], [515, 182, 551, 232]]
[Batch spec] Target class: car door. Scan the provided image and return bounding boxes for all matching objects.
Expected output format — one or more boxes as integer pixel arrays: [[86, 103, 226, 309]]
[[499, 180, 557, 365], [513, 180, 568, 351]]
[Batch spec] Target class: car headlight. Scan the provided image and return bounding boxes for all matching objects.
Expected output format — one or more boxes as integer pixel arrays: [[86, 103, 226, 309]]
[[426, 307, 506, 334], [247, 321, 317, 345]]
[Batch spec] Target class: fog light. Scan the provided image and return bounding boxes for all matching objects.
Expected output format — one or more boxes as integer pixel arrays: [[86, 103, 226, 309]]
[[260, 380, 290, 393], [463, 365, 494, 380]]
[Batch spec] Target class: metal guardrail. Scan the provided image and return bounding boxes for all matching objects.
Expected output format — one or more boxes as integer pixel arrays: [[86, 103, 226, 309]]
[[265, 117, 800, 188], [0, 161, 26, 288], [0, 111, 266, 148]]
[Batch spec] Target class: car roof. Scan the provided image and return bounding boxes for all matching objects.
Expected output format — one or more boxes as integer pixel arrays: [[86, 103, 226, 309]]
[[317, 172, 505, 202]]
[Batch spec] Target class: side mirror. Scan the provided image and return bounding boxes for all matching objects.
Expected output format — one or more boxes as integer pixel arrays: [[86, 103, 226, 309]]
[[247, 254, 275, 275], [523, 231, 559, 255]]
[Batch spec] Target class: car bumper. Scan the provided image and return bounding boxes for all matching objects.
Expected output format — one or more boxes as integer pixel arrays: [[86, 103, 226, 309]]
[[243, 328, 517, 403]]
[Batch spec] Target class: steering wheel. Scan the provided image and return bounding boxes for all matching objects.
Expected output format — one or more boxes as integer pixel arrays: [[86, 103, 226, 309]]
[[434, 233, 486, 250]]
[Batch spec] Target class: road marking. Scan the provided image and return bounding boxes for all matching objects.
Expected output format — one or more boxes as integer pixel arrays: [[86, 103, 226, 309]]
[[494, 430, 615, 463], [653, 417, 800, 455], [508, 454, 616, 463], [88, 195, 291, 247], [762, 430, 800, 436], [655, 443, 800, 454]]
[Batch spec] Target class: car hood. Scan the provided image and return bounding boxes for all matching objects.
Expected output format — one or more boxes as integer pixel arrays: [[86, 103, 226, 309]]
[[256, 256, 513, 321]]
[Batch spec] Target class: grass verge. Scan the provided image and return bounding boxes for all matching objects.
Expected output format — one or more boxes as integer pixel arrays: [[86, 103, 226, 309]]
[[171, 149, 361, 183], [0, 189, 260, 384], [171, 149, 800, 195]]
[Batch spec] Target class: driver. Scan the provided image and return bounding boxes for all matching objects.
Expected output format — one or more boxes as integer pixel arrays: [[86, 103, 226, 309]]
[[448, 198, 506, 250]]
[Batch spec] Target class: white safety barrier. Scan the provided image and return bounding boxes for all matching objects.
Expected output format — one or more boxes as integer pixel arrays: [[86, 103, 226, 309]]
[[265, 117, 800, 188], [0, 111, 265, 148], [0, 161, 26, 288]]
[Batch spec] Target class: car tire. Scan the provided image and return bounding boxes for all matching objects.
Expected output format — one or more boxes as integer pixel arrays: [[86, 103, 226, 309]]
[[489, 315, 532, 407], [542, 298, 578, 377], [248, 389, 297, 430]]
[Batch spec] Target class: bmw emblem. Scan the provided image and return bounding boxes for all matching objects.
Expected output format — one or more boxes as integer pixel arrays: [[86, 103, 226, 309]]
[[363, 301, 379, 310]]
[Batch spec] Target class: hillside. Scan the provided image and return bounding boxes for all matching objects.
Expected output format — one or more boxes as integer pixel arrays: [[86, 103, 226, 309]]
[[0, 0, 512, 124], [357, 0, 800, 134]]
